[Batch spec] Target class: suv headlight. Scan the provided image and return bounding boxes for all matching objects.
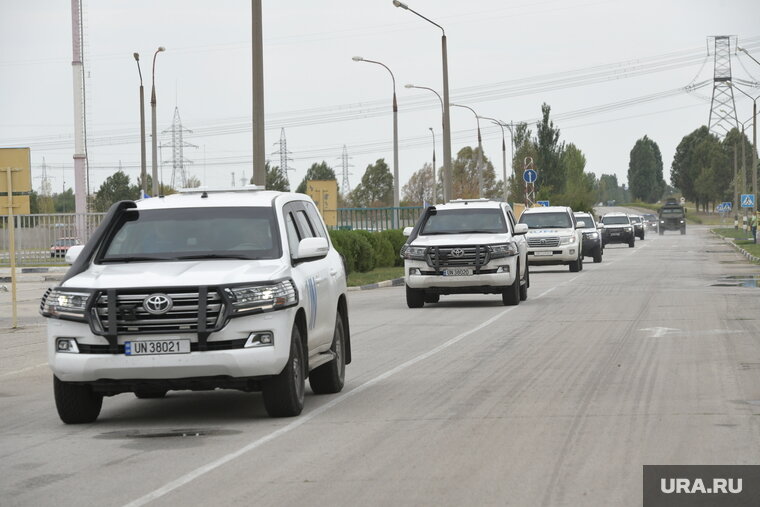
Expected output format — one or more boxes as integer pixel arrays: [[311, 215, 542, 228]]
[[224, 280, 298, 314], [40, 288, 91, 321], [489, 242, 518, 258], [402, 245, 427, 260], [624, 226, 632, 231], [560, 235, 576, 245], [584, 231, 599, 239]]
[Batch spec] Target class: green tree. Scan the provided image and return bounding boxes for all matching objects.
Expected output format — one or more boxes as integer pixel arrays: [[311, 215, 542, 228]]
[[534, 103, 565, 196], [53, 188, 75, 213], [402, 163, 438, 205], [295, 161, 336, 194], [350, 158, 394, 207], [450, 146, 501, 199], [508, 123, 536, 204], [671, 126, 712, 208], [266, 162, 291, 192], [131, 175, 176, 199], [557, 144, 594, 211], [93, 170, 133, 211], [185, 175, 202, 188], [627, 135, 665, 202]]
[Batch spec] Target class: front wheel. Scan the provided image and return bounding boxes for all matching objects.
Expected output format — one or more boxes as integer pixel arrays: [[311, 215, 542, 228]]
[[593, 246, 603, 263], [519, 265, 529, 302], [406, 285, 424, 308], [309, 314, 346, 394], [424, 293, 440, 304], [54, 376, 103, 424], [502, 271, 520, 306], [569, 254, 581, 272], [628, 237, 635, 248], [681, 228, 686, 235], [262, 326, 305, 417]]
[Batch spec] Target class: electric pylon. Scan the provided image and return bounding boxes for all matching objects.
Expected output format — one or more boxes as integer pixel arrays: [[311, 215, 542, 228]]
[[162, 107, 197, 188], [338, 145, 353, 195], [707, 35, 739, 138], [271, 128, 294, 187]]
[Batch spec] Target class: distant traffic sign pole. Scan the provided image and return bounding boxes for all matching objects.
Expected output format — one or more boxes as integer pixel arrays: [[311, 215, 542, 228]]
[[523, 157, 537, 207]]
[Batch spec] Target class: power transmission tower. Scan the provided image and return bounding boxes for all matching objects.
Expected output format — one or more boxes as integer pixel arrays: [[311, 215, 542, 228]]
[[162, 107, 197, 188], [337, 144, 353, 194], [707, 35, 739, 138], [231, 172, 236, 187], [271, 128, 294, 186], [36, 157, 53, 197]]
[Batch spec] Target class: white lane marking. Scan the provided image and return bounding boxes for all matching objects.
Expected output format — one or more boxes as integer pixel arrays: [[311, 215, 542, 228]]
[[124, 286, 559, 507], [0, 362, 47, 378], [640, 327, 680, 338]]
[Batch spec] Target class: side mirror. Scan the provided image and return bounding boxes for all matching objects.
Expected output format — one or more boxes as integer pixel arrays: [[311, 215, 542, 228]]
[[294, 237, 328, 260], [403, 226, 413, 237], [575, 220, 586, 229], [513, 223, 528, 235], [597, 223, 604, 229], [65, 245, 84, 265]]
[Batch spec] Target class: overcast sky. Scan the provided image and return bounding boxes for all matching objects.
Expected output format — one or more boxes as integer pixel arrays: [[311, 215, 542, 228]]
[[2, 0, 759, 199]]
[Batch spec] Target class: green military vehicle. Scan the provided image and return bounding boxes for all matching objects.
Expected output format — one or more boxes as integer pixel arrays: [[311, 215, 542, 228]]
[[658, 198, 686, 235]]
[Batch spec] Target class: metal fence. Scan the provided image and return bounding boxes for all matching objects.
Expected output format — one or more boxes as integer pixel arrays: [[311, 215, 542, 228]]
[[0, 207, 424, 267], [335, 206, 423, 231], [0, 213, 105, 267]]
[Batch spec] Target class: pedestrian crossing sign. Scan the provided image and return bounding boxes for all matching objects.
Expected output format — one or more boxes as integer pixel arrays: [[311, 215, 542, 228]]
[[741, 194, 755, 208]]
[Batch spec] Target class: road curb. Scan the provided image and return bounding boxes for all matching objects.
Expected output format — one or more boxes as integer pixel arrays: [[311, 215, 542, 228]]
[[348, 277, 404, 291], [711, 230, 760, 263]]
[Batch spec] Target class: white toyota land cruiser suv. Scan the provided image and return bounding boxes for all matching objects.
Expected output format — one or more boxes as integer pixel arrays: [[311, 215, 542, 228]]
[[40, 188, 351, 423], [518, 206, 585, 272], [401, 199, 529, 307]]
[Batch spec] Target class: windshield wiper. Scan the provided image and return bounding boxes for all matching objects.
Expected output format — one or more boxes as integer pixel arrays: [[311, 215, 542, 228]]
[[100, 256, 169, 263], [173, 253, 258, 260]]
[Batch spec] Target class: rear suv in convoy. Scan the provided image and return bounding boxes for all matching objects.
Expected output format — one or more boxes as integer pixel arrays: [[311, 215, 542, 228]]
[[40, 188, 351, 423], [600, 213, 635, 247], [573, 211, 603, 263], [629, 215, 645, 240], [401, 199, 529, 307], [519, 206, 585, 272]]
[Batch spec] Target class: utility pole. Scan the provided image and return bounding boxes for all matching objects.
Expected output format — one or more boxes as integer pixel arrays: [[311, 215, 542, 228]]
[[734, 145, 739, 214], [251, 0, 266, 186], [70, 0, 87, 220]]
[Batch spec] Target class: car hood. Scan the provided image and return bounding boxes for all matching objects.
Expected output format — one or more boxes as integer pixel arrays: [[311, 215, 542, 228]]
[[62, 260, 289, 289], [411, 233, 510, 246]]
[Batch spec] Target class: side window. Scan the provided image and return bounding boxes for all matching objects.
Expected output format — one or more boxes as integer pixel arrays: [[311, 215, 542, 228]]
[[295, 210, 316, 239], [303, 202, 328, 239], [284, 212, 301, 256], [506, 209, 516, 231]]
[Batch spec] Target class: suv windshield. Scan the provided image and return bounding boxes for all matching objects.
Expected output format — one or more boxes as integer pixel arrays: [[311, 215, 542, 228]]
[[602, 216, 629, 225], [661, 208, 683, 215], [99, 207, 282, 262], [574, 215, 593, 227], [519, 212, 572, 229], [630, 216, 642, 223], [420, 208, 507, 235]]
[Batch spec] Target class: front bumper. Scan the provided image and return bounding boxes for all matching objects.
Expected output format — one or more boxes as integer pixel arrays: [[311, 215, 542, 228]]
[[404, 257, 517, 289], [602, 229, 634, 243], [47, 308, 295, 382], [527, 245, 578, 264]]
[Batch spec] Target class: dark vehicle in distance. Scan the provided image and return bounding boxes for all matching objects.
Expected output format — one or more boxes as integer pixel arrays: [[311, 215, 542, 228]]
[[659, 199, 686, 235], [574, 212, 603, 263], [629, 215, 645, 240], [600, 213, 635, 248]]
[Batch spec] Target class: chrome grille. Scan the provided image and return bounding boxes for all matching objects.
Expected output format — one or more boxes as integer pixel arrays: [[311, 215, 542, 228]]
[[527, 236, 560, 248], [94, 289, 224, 334], [426, 246, 489, 267]]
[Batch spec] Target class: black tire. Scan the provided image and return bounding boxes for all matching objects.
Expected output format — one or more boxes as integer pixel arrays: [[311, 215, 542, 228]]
[[569, 254, 581, 272], [593, 245, 602, 263], [262, 326, 305, 417], [681, 228, 686, 235], [579, 253, 584, 271], [53, 376, 103, 424], [134, 388, 168, 399], [519, 265, 529, 301], [423, 293, 440, 304], [659, 229, 664, 235], [406, 284, 424, 308], [309, 314, 346, 395], [502, 271, 520, 306], [628, 237, 635, 248]]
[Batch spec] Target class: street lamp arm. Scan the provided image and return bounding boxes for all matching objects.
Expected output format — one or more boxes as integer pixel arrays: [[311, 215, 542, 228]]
[[392, 1, 444, 34], [406, 84, 443, 108], [133, 53, 143, 85]]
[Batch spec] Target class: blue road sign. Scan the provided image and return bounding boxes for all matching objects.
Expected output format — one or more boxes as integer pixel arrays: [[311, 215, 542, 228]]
[[741, 194, 755, 208], [523, 169, 537, 183], [716, 202, 732, 213], [537, 200, 550, 207]]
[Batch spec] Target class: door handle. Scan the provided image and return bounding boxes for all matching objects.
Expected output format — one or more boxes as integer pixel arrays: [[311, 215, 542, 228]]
[[329, 268, 338, 277], [315, 276, 324, 285]]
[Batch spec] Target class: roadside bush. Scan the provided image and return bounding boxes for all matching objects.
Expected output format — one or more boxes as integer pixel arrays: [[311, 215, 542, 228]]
[[328, 230, 356, 274], [378, 229, 407, 267]]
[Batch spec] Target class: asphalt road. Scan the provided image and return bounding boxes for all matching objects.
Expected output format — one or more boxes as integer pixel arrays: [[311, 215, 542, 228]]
[[2, 218, 760, 506]]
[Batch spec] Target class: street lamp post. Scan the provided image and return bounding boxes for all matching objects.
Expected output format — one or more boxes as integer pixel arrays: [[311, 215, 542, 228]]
[[405, 83, 443, 203], [479, 116, 513, 202], [133, 53, 147, 198], [732, 83, 759, 216], [428, 127, 436, 204], [352, 56, 399, 224], [452, 104, 483, 198], [393, 1, 451, 202], [150, 46, 165, 196]]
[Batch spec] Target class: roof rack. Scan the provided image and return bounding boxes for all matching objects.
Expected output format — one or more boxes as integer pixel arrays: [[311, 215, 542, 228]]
[[448, 198, 496, 203], [177, 185, 266, 194]]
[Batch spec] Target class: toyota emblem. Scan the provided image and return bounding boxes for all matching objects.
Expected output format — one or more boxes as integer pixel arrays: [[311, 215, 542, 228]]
[[450, 248, 465, 258], [143, 294, 173, 315], [539, 239, 546, 245]]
